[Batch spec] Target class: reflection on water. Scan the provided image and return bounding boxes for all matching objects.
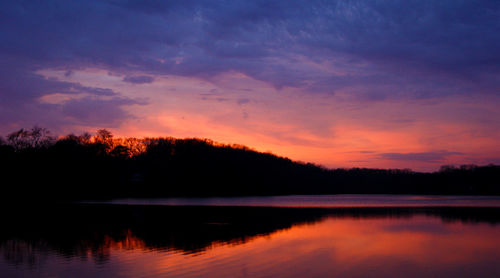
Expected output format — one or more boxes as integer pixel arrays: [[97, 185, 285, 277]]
[[2, 203, 500, 277], [102, 195, 500, 207]]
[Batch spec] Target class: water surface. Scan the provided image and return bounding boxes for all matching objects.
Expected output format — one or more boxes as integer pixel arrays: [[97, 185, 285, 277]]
[[101, 194, 500, 207], [2, 195, 500, 277]]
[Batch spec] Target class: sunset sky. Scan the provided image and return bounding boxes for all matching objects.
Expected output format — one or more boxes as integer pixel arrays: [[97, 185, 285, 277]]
[[1, 1, 500, 171]]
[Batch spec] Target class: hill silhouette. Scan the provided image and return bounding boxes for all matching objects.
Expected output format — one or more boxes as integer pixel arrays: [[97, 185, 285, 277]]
[[1, 126, 499, 201]]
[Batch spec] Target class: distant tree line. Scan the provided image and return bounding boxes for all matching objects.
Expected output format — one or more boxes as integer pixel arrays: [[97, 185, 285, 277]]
[[1, 126, 499, 201]]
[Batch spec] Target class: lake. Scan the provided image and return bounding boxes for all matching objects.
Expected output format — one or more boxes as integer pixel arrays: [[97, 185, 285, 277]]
[[2, 195, 500, 277]]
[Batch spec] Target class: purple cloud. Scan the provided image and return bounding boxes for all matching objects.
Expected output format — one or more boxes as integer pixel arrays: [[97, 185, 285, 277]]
[[377, 151, 463, 163], [123, 75, 155, 84], [1, 0, 499, 98], [237, 98, 250, 105], [0, 59, 146, 133], [61, 97, 147, 127], [1, 0, 500, 134]]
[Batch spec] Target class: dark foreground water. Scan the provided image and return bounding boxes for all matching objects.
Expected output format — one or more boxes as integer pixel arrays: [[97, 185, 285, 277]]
[[2, 196, 500, 277]]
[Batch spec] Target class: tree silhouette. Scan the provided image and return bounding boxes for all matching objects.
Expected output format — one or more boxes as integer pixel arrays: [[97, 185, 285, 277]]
[[1, 126, 499, 201], [7, 129, 30, 150], [6, 126, 53, 150], [29, 126, 53, 148], [95, 129, 113, 145]]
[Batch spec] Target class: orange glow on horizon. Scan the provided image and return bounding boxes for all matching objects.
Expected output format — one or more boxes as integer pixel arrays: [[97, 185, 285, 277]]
[[34, 68, 500, 172]]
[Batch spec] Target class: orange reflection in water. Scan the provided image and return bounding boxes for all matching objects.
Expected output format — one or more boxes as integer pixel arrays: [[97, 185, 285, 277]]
[[103, 231, 147, 251], [109, 216, 500, 278]]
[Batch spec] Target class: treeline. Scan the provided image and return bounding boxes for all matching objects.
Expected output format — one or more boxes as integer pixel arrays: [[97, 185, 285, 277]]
[[1, 126, 499, 200]]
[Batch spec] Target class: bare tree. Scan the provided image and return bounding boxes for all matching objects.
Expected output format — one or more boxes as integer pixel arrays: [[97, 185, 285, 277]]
[[29, 126, 53, 148], [7, 129, 30, 150], [95, 129, 113, 142], [79, 132, 92, 144], [6, 126, 54, 150], [94, 129, 114, 151]]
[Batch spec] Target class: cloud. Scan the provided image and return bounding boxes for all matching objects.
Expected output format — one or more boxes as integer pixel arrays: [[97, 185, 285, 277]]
[[0, 59, 147, 132], [237, 98, 250, 105], [60, 96, 147, 127], [123, 75, 155, 84], [1, 0, 499, 100], [1, 0, 500, 138], [377, 151, 463, 163]]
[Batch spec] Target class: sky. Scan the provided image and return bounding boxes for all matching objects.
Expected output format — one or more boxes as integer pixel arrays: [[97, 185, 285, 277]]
[[1, 0, 500, 171]]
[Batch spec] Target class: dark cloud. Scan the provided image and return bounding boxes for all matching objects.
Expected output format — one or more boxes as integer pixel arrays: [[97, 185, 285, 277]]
[[60, 96, 147, 127], [1, 0, 500, 129], [0, 95, 146, 133], [0, 57, 146, 133], [377, 151, 463, 163], [123, 75, 155, 84], [2, 1, 499, 92], [237, 98, 250, 105]]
